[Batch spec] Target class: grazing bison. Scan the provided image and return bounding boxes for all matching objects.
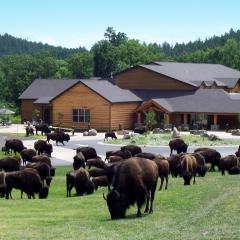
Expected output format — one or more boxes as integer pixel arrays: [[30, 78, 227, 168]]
[[105, 149, 132, 162], [180, 154, 197, 185], [134, 152, 156, 160], [167, 154, 181, 177], [86, 157, 107, 169], [220, 155, 239, 175], [66, 170, 77, 197], [190, 152, 207, 177], [104, 132, 117, 141], [88, 168, 106, 177], [34, 140, 53, 156], [73, 152, 86, 170], [47, 132, 70, 145], [228, 166, 240, 175], [153, 157, 169, 190], [20, 148, 37, 165], [169, 138, 188, 156], [134, 126, 146, 134], [0, 169, 49, 199], [103, 157, 158, 219], [5, 139, 26, 155], [194, 148, 221, 171], [76, 146, 97, 161], [35, 124, 50, 135], [0, 157, 20, 172], [31, 155, 55, 177], [121, 145, 142, 156], [75, 168, 95, 196], [92, 176, 109, 190], [26, 162, 52, 186]]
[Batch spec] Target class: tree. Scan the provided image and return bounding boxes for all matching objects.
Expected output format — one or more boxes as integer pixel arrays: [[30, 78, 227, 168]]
[[144, 109, 157, 130], [104, 27, 127, 46]]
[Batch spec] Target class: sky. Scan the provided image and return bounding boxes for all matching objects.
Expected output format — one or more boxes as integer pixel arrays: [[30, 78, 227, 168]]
[[0, 0, 240, 49]]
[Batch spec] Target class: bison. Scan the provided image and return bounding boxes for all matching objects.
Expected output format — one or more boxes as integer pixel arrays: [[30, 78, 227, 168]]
[[86, 157, 107, 169], [0, 157, 20, 172], [103, 157, 158, 219], [220, 155, 239, 175], [105, 149, 132, 162], [180, 154, 197, 185], [34, 140, 53, 156], [190, 152, 207, 177], [153, 157, 169, 190], [167, 154, 181, 177], [169, 138, 188, 156], [47, 132, 70, 145], [73, 152, 86, 170], [92, 176, 109, 190], [35, 124, 50, 135], [76, 146, 97, 161], [121, 145, 142, 156], [104, 132, 117, 141], [20, 148, 37, 165], [134, 152, 156, 160], [5, 139, 26, 155]]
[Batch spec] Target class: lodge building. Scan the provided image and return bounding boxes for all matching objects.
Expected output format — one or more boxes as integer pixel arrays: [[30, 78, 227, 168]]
[[19, 62, 240, 130]]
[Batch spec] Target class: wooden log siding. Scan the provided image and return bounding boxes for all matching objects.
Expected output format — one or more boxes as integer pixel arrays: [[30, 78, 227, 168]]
[[110, 102, 140, 130], [21, 100, 42, 122], [51, 83, 111, 130], [114, 67, 195, 90]]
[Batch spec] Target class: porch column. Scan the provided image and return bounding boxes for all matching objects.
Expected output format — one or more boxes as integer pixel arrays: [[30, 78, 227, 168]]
[[183, 113, 188, 124], [137, 112, 141, 123], [214, 114, 218, 125]]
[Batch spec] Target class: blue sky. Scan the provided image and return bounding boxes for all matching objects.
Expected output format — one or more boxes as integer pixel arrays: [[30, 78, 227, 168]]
[[0, 0, 240, 49]]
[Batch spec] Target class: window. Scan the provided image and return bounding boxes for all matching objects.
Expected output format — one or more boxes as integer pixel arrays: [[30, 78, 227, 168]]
[[72, 108, 90, 123]]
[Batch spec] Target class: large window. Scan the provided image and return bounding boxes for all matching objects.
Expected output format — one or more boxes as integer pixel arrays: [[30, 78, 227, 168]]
[[72, 108, 90, 123]]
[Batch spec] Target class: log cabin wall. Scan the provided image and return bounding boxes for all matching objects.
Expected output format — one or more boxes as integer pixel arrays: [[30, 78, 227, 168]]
[[110, 102, 140, 130], [114, 67, 195, 90], [51, 83, 111, 130], [21, 100, 42, 122]]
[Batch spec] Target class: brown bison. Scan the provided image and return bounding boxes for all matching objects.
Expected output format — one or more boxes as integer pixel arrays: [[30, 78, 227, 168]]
[[34, 140, 53, 156], [73, 152, 86, 170], [103, 157, 158, 219], [153, 157, 169, 190], [105, 149, 132, 162], [0, 169, 49, 199], [76, 146, 97, 160], [0, 157, 20, 172], [121, 145, 142, 156], [5, 139, 26, 155], [194, 148, 221, 171], [47, 132, 70, 145], [35, 124, 50, 135], [180, 154, 197, 185], [169, 138, 188, 156], [190, 152, 207, 177], [20, 148, 37, 165], [104, 132, 117, 141], [108, 155, 123, 163], [134, 152, 156, 160], [167, 154, 181, 177], [86, 157, 107, 169], [220, 155, 239, 175], [92, 176, 109, 190]]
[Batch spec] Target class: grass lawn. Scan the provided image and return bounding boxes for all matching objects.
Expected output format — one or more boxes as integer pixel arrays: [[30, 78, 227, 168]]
[[0, 132, 45, 140], [110, 133, 240, 146], [0, 166, 239, 240]]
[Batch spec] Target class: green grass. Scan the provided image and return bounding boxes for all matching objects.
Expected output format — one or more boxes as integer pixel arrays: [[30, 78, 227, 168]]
[[0, 132, 45, 140], [110, 133, 239, 146], [0, 166, 239, 239]]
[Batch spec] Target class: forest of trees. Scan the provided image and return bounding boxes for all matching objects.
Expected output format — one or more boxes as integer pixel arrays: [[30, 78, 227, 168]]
[[1, 27, 240, 108]]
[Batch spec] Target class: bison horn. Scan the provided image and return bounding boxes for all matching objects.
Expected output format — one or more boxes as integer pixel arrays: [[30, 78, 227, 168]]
[[103, 193, 107, 201]]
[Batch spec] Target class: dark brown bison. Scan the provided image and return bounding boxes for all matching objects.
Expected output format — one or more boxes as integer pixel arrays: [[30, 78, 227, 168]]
[[169, 138, 188, 156], [73, 152, 85, 170], [167, 154, 181, 177], [235, 145, 240, 157], [25, 162, 52, 186], [47, 132, 70, 145], [75, 168, 95, 196], [104, 132, 117, 141], [5, 139, 26, 155], [25, 125, 34, 136], [190, 152, 207, 177], [35, 124, 50, 135], [153, 157, 169, 190], [134, 126, 146, 134], [20, 148, 37, 165], [88, 168, 106, 177], [103, 157, 158, 219], [121, 145, 142, 156], [86, 157, 107, 169], [34, 140, 53, 156], [180, 154, 197, 185], [105, 149, 132, 162], [0, 157, 20, 172], [76, 146, 97, 161], [66, 170, 77, 197], [194, 148, 221, 171], [220, 155, 239, 175], [134, 152, 156, 160], [0, 169, 49, 199], [109, 155, 123, 163], [92, 176, 109, 190], [31, 155, 55, 177]]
